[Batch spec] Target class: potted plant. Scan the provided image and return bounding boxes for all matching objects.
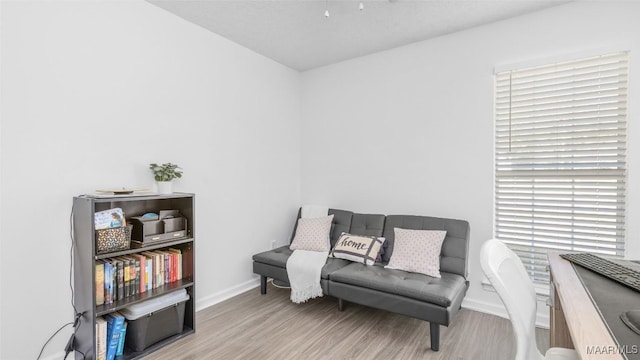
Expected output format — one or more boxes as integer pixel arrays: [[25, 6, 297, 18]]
[[149, 162, 183, 194]]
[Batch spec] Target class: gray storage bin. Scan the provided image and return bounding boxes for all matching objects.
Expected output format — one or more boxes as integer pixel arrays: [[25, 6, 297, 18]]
[[130, 210, 188, 245], [163, 217, 186, 233], [130, 217, 164, 239], [119, 289, 190, 352]]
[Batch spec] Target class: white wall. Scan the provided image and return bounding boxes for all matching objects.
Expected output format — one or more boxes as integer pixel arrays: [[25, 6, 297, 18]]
[[0, 1, 3, 357], [4, 1, 640, 358], [301, 1, 640, 323], [0, 1, 300, 359]]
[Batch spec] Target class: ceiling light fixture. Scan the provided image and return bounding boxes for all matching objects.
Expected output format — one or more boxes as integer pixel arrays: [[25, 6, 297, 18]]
[[324, 1, 365, 18]]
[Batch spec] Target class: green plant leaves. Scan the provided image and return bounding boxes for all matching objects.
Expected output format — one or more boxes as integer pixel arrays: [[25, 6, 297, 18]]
[[149, 162, 183, 182]]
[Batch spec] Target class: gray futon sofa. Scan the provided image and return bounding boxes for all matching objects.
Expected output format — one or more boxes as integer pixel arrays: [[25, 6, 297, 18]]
[[252, 208, 470, 351]]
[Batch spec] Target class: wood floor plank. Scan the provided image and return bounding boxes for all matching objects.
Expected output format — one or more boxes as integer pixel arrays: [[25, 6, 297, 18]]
[[147, 283, 550, 359]]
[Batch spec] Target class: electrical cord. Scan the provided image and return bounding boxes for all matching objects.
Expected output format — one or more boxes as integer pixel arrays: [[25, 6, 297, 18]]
[[269, 278, 291, 289], [62, 313, 85, 360], [67, 201, 86, 359], [37, 200, 84, 360], [62, 314, 86, 360], [36, 322, 73, 360]]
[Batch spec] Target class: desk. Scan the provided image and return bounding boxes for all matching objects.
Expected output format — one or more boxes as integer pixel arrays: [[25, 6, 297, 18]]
[[548, 252, 624, 360]]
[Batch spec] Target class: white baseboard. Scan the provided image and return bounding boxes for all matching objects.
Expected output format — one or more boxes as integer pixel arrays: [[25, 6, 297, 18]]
[[462, 296, 550, 329], [196, 278, 261, 312]]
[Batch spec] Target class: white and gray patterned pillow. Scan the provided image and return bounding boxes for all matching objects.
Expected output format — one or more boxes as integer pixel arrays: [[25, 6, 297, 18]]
[[290, 215, 334, 252], [385, 228, 447, 277], [331, 233, 385, 265]]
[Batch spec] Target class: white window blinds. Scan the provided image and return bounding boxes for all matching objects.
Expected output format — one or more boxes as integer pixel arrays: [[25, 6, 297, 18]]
[[494, 52, 628, 283]]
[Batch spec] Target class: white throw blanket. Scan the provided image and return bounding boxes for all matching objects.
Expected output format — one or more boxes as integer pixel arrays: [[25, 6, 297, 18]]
[[301, 205, 329, 219], [286, 205, 329, 303], [287, 249, 328, 303]]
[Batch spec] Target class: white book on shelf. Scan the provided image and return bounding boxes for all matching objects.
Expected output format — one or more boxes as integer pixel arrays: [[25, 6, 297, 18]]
[[96, 317, 107, 360]]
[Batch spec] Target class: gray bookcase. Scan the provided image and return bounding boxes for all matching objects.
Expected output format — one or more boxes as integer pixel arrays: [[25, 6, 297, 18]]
[[73, 193, 196, 360]]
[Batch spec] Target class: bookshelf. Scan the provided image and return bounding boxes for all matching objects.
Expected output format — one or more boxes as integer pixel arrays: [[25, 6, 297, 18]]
[[73, 193, 195, 360]]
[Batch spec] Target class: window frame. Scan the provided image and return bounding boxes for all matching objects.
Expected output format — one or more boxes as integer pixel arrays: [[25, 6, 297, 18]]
[[493, 51, 629, 285]]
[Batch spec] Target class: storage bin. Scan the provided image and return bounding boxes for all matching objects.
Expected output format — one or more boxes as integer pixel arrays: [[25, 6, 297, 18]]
[[162, 217, 186, 233], [131, 211, 187, 245], [130, 217, 164, 239], [119, 289, 190, 352], [95, 225, 132, 254]]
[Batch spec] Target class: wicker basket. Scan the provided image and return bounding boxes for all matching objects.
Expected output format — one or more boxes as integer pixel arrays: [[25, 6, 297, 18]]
[[96, 225, 132, 254]]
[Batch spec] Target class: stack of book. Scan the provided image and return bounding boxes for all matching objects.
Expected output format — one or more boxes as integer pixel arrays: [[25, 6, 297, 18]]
[[95, 312, 128, 360], [95, 248, 183, 306]]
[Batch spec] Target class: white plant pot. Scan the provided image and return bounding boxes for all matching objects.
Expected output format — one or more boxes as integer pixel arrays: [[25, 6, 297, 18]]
[[156, 181, 174, 194]]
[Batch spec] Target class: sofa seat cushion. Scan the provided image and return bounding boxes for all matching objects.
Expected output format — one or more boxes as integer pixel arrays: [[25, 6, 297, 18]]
[[252, 246, 352, 280], [329, 262, 467, 307], [252, 246, 292, 268], [321, 258, 352, 280]]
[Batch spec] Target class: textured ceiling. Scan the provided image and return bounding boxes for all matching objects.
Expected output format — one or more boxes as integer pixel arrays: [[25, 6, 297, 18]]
[[148, 0, 571, 71]]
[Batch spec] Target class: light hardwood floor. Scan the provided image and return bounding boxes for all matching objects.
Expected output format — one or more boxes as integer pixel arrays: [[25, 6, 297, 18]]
[[149, 283, 549, 360]]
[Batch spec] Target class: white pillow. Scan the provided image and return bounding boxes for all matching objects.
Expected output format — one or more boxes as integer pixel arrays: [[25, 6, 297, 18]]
[[331, 232, 385, 265], [385, 228, 447, 277], [289, 215, 334, 252]]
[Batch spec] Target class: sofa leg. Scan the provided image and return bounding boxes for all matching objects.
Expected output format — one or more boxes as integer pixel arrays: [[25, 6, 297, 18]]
[[260, 276, 267, 295], [338, 298, 344, 312], [430, 323, 440, 351]]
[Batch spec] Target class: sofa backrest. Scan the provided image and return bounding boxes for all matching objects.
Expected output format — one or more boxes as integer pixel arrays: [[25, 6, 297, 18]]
[[289, 207, 470, 278], [382, 215, 470, 278], [328, 209, 354, 247], [349, 213, 385, 237], [289, 208, 354, 248]]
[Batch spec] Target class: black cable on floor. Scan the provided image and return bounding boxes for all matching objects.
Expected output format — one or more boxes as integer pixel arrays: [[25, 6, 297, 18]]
[[36, 322, 73, 360]]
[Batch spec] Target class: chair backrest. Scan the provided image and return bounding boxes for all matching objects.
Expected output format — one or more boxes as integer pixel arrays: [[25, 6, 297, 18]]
[[480, 239, 543, 360]]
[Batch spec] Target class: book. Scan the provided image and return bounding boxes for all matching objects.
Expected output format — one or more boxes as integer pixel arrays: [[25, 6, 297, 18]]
[[168, 252, 175, 283], [144, 251, 163, 288], [104, 312, 125, 360], [116, 320, 127, 356], [156, 251, 164, 287], [136, 254, 146, 294], [152, 250, 166, 285], [122, 256, 138, 296], [115, 259, 124, 301], [166, 251, 173, 283], [133, 258, 141, 295], [103, 261, 112, 305], [140, 252, 153, 291], [95, 261, 105, 306], [145, 255, 153, 291], [121, 257, 131, 298], [168, 248, 182, 280], [141, 252, 155, 289], [96, 317, 107, 360], [109, 331, 120, 360], [164, 251, 170, 284], [110, 259, 118, 302], [94, 208, 125, 230], [172, 251, 178, 282]]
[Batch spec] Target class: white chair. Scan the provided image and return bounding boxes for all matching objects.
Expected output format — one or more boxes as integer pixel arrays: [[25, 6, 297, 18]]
[[480, 239, 580, 360]]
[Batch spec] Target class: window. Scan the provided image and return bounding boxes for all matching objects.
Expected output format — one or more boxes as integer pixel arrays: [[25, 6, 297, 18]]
[[494, 52, 628, 284]]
